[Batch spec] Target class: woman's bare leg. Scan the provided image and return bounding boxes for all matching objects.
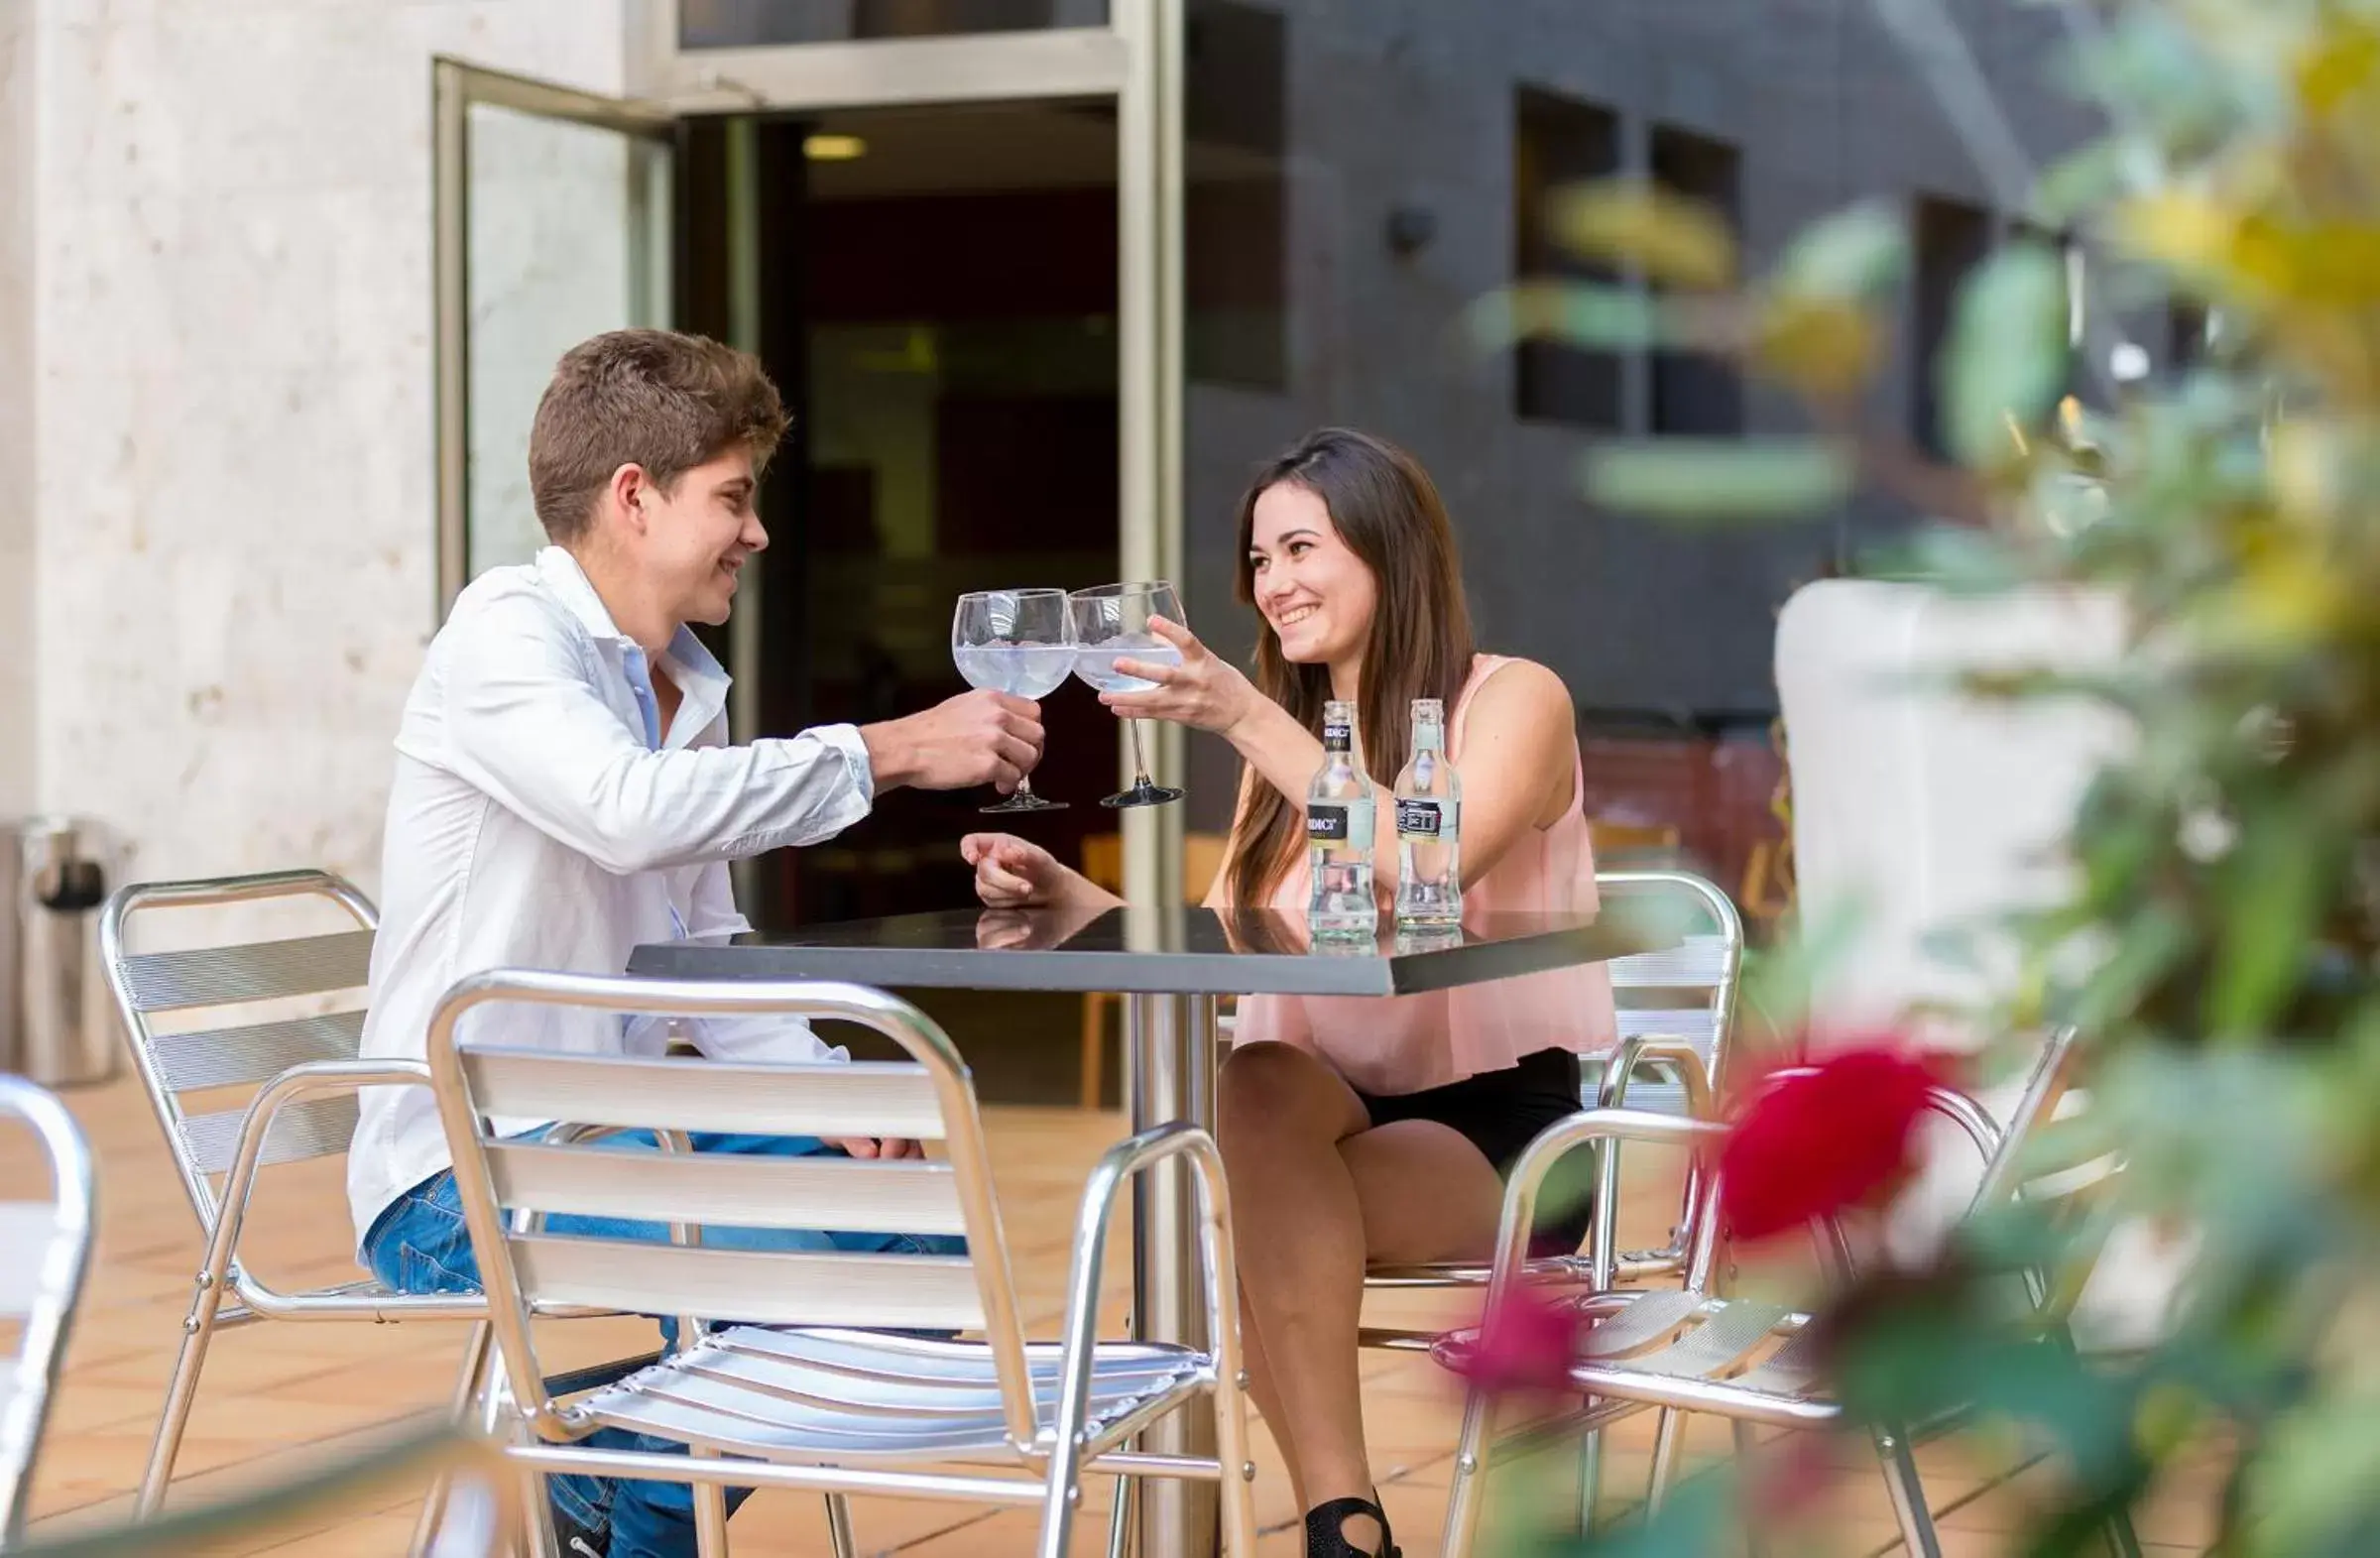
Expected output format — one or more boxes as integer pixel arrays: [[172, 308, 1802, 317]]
[[1237, 1289, 1306, 1507], [1217, 1044, 1507, 1553]]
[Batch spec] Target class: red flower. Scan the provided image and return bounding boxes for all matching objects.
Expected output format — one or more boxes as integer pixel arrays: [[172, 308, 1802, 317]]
[[1719, 1044, 1941, 1242], [1441, 1289, 1589, 1395]]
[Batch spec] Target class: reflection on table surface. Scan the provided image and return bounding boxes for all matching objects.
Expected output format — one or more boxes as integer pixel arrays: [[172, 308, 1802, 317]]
[[720, 902, 1680, 957], [634, 899, 1686, 1000]]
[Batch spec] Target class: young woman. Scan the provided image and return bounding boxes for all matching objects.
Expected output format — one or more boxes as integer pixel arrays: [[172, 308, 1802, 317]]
[[963, 427, 1614, 1558]]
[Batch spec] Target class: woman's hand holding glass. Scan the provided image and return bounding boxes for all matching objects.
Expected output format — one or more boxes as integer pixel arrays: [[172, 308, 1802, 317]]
[[1096, 614, 1259, 735]]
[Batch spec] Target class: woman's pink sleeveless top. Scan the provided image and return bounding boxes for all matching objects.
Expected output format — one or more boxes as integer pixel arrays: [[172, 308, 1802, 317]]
[[1228, 656, 1618, 1095]]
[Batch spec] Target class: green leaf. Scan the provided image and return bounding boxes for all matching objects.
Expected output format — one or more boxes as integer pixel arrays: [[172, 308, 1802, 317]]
[[1547, 180, 1737, 289], [1771, 199, 1909, 300], [1854, 523, 2028, 591], [6, 1425, 499, 1556], [2064, 900, 2193, 1035], [2207, 801, 2330, 1038], [1940, 241, 2074, 470], [2033, 136, 2139, 227], [1581, 438, 1853, 523], [1546, 1465, 1736, 1557], [1464, 281, 1677, 355]]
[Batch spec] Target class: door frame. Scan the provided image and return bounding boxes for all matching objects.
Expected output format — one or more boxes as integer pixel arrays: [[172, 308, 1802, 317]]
[[430, 58, 677, 615], [434, 8, 1186, 908], [628, 0, 1188, 909]]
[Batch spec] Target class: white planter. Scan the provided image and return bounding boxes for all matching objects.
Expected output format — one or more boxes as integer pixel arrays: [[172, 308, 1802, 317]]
[[1772, 577, 2189, 1343], [1774, 576, 2130, 1044]]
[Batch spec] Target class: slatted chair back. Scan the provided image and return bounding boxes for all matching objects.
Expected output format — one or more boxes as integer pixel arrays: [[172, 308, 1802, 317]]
[[1597, 870, 1744, 1108], [99, 871, 378, 1239], [0, 1077, 97, 1544], [425, 970, 1043, 1452]]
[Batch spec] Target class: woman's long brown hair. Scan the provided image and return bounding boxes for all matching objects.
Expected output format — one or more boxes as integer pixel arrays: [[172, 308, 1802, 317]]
[[1225, 428, 1477, 909]]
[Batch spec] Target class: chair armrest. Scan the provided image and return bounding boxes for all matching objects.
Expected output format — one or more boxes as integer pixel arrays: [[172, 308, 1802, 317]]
[[208, 1059, 434, 1311], [1485, 1108, 1727, 1308], [1590, 1038, 1721, 1285], [1597, 1036, 1716, 1117], [1039, 1123, 1241, 1464]]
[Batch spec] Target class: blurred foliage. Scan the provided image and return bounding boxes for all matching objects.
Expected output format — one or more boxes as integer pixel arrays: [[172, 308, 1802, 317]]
[[1489, 0, 2380, 1552]]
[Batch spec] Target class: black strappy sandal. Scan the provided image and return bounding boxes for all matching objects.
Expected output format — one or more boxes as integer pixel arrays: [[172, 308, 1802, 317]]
[[1303, 1493, 1400, 1558]]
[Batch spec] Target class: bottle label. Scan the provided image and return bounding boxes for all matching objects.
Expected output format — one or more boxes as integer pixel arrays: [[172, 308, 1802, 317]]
[[1395, 798, 1458, 839], [1323, 718, 1353, 750], [1308, 800, 1373, 849]]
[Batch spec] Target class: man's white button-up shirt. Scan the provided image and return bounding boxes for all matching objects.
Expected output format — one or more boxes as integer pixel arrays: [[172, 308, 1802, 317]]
[[347, 546, 874, 1249]]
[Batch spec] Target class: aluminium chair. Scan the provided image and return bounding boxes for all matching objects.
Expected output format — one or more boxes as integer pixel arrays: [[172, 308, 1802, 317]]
[[0, 1077, 97, 1545], [1359, 870, 1744, 1339], [424, 967, 1258, 1558], [98, 871, 495, 1548], [1434, 1026, 2145, 1558]]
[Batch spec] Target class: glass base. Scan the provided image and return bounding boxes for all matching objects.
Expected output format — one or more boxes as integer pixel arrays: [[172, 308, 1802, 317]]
[[1100, 781, 1184, 809], [981, 791, 1068, 813]]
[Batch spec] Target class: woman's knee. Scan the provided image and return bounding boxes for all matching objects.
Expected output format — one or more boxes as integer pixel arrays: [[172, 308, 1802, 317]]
[[1217, 1042, 1359, 1143]]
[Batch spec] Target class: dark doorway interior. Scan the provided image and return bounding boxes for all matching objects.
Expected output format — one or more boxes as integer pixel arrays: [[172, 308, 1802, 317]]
[[680, 102, 1125, 1102]]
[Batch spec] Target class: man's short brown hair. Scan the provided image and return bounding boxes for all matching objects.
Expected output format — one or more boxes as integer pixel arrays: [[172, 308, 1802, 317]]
[[528, 329, 790, 543]]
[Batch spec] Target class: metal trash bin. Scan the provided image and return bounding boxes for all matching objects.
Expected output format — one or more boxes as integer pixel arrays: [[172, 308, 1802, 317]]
[[1, 818, 119, 1086]]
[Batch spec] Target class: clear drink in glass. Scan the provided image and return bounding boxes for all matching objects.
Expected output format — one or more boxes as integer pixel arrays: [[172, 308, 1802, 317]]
[[952, 588, 1072, 813], [1069, 581, 1187, 808]]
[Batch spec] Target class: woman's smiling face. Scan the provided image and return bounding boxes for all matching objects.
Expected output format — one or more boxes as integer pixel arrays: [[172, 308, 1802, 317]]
[[1246, 481, 1378, 666]]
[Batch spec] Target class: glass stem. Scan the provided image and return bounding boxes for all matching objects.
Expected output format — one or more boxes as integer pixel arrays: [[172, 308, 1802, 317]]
[[1013, 773, 1037, 798], [1127, 719, 1152, 783]]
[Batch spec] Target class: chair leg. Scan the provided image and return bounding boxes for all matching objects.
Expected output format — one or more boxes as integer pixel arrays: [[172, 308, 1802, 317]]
[[691, 1449, 731, 1556], [1644, 1408, 1686, 1512], [410, 1321, 496, 1558], [1872, 1425, 1943, 1558], [823, 1493, 858, 1558], [1213, 1390, 1258, 1558], [1575, 1408, 1605, 1534], [1731, 1421, 1771, 1558], [1035, 1433, 1092, 1558], [136, 1274, 229, 1516], [2100, 1505, 2145, 1558], [494, 1377, 558, 1558], [1103, 1473, 1133, 1558], [1438, 1385, 1499, 1558]]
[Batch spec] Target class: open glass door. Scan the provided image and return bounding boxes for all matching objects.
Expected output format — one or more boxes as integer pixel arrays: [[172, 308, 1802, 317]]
[[433, 60, 677, 612], [639, 0, 1185, 913]]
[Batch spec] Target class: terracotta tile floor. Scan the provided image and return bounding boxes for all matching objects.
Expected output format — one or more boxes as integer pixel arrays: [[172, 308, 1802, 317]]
[[8, 1075, 2218, 1555]]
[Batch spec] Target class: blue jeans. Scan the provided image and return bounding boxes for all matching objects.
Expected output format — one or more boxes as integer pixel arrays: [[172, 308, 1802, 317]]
[[363, 1132, 961, 1558]]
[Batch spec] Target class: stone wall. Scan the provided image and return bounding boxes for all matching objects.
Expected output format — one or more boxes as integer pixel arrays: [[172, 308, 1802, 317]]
[[22, 2, 632, 890], [0, 5, 37, 819]]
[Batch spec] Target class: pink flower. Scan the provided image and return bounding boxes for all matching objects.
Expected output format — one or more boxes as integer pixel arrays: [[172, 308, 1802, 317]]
[[1443, 1289, 1590, 1395], [1719, 1043, 1943, 1243]]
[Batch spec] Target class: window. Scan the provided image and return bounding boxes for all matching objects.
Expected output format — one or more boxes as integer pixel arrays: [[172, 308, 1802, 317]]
[[1911, 193, 1994, 456], [1512, 85, 1621, 428], [678, 0, 1102, 48], [1184, 0, 1286, 389], [1648, 124, 1742, 436]]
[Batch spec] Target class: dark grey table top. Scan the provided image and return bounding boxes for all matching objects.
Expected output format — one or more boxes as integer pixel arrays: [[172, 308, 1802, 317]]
[[628, 902, 1681, 998]]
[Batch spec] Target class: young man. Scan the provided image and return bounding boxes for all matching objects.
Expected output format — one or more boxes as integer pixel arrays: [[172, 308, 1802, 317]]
[[346, 329, 1042, 1558]]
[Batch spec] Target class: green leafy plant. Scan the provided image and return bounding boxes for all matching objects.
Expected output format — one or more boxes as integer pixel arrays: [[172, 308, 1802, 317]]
[[1472, 1, 2380, 1552]]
